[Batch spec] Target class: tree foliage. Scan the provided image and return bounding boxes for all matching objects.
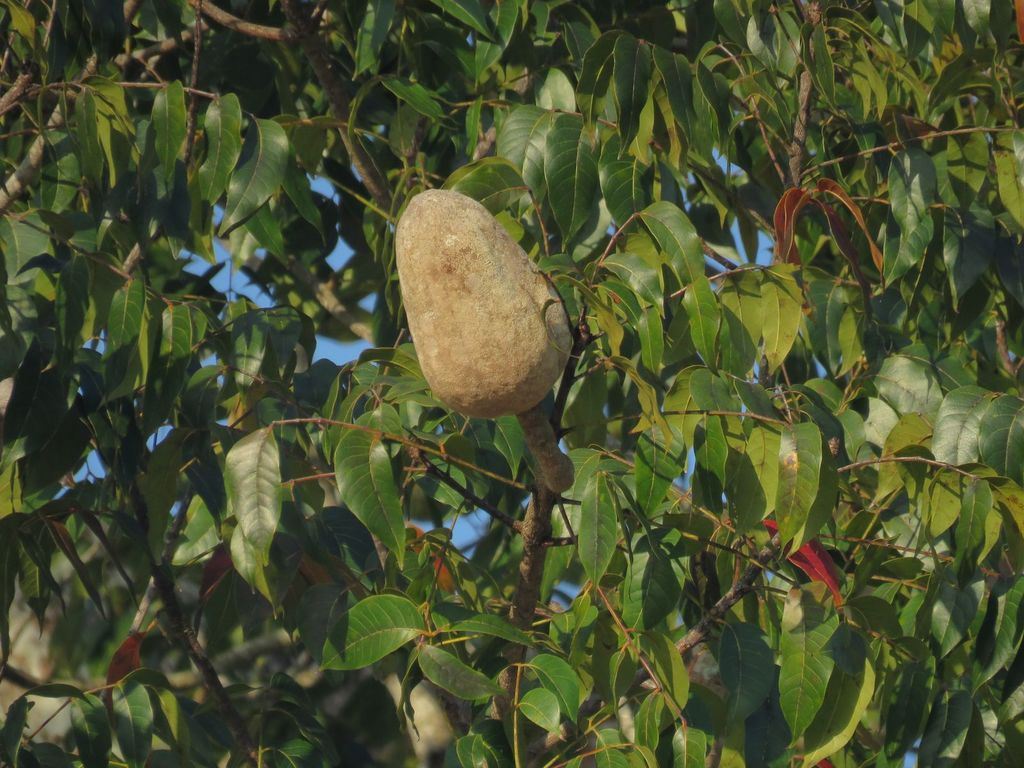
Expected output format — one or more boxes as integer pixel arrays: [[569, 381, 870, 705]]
[[1, 0, 1024, 765]]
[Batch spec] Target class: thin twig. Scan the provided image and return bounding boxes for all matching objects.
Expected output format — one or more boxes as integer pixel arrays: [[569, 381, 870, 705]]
[[995, 319, 1021, 377], [418, 454, 524, 533], [838, 454, 979, 479]]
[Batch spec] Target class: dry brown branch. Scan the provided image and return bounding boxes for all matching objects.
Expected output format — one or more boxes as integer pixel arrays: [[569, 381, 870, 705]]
[[187, 0, 294, 41]]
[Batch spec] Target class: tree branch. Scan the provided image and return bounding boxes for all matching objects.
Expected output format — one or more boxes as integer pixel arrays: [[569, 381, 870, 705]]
[[675, 538, 778, 657], [786, 1, 821, 187], [280, 0, 393, 212], [0, 57, 97, 214], [187, 0, 294, 41], [0, 67, 34, 120], [130, 489, 258, 766]]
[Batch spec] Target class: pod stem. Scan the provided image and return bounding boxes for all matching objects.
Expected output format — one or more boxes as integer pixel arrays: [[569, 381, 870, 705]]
[[517, 404, 574, 493]]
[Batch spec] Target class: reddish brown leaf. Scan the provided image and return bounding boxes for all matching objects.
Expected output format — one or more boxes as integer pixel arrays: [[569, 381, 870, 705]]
[[1018, 0, 1024, 44], [200, 547, 234, 602], [763, 519, 843, 606], [816, 179, 883, 273], [106, 632, 144, 685], [813, 199, 873, 308], [773, 187, 813, 263]]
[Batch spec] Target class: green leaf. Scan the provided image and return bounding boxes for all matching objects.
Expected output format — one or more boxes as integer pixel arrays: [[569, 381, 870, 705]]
[[225, 428, 282, 568], [114, 682, 153, 768], [333, 428, 406, 568], [355, 0, 395, 75], [152, 81, 186, 181], [1, 695, 27, 767], [884, 148, 936, 282], [916, 689, 973, 767], [544, 114, 598, 241], [529, 654, 580, 717], [931, 576, 984, 657], [808, 24, 835, 105], [55, 254, 90, 367], [518, 688, 561, 732], [576, 32, 621, 125], [382, 78, 445, 121], [427, 0, 492, 39], [417, 645, 503, 700], [954, 479, 991, 580], [198, 94, 243, 203], [219, 118, 289, 234], [779, 588, 838, 739], [995, 132, 1024, 233], [876, 354, 943, 416], [634, 425, 683, 515], [578, 470, 618, 584], [979, 578, 1024, 685], [800, 654, 875, 767], [719, 622, 774, 720], [443, 157, 527, 213], [775, 422, 822, 546], [322, 594, 423, 669], [600, 148, 648, 227], [71, 694, 111, 768], [760, 268, 803, 373], [449, 614, 533, 646], [931, 386, 992, 465], [612, 33, 652, 150], [671, 725, 707, 768], [639, 201, 703, 284], [942, 208, 994, 305], [682, 276, 720, 367], [107, 279, 146, 351], [979, 395, 1024, 484], [642, 631, 689, 712]]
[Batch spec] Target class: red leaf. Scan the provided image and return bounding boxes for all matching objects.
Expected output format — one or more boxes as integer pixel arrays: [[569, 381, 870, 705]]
[[200, 547, 234, 603], [816, 179, 883, 273], [106, 632, 144, 685], [773, 188, 813, 264], [762, 519, 843, 606]]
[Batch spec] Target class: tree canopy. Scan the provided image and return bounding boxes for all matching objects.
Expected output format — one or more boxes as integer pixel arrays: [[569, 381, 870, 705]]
[[2, 0, 1024, 765]]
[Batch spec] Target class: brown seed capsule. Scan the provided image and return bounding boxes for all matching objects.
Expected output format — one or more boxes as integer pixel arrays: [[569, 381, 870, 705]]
[[395, 189, 572, 419]]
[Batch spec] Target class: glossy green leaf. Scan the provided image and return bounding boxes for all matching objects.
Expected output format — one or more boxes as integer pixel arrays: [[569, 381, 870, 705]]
[[719, 622, 774, 720], [418, 645, 503, 700], [114, 682, 153, 768], [578, 470, 618, 585], [800, 654, 875, 767], [71, 694, 111, 768], [382, 78, 445, 121], [884, 148, 937, 282], [529, 654, 580, 717], [545, 114, 598, 241], [612, 33, 652, 150], [518, 688, 561, 732], [576, 32, 621, 125], [443, 157, 527, 213], [355, 0, 395, 75], [152, 80, 185, 181], [779, 588, 838, 739], [333, 428, 406, 568], [322, 594, 423, 669], [634, 425, 683, 515], [775, 422, 822, 546], [225, 427, 282, 568], [219, 118, 289, 234], [932, 386, 992, 465], [979, 395, 1024, 484], [639, 201, 703, 284], [427, 0, 492, 38], [670, 725, 707, 768], [198, 94, 243, 203], [682, 275, 720, 367], [760, 268, 802, 373]]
